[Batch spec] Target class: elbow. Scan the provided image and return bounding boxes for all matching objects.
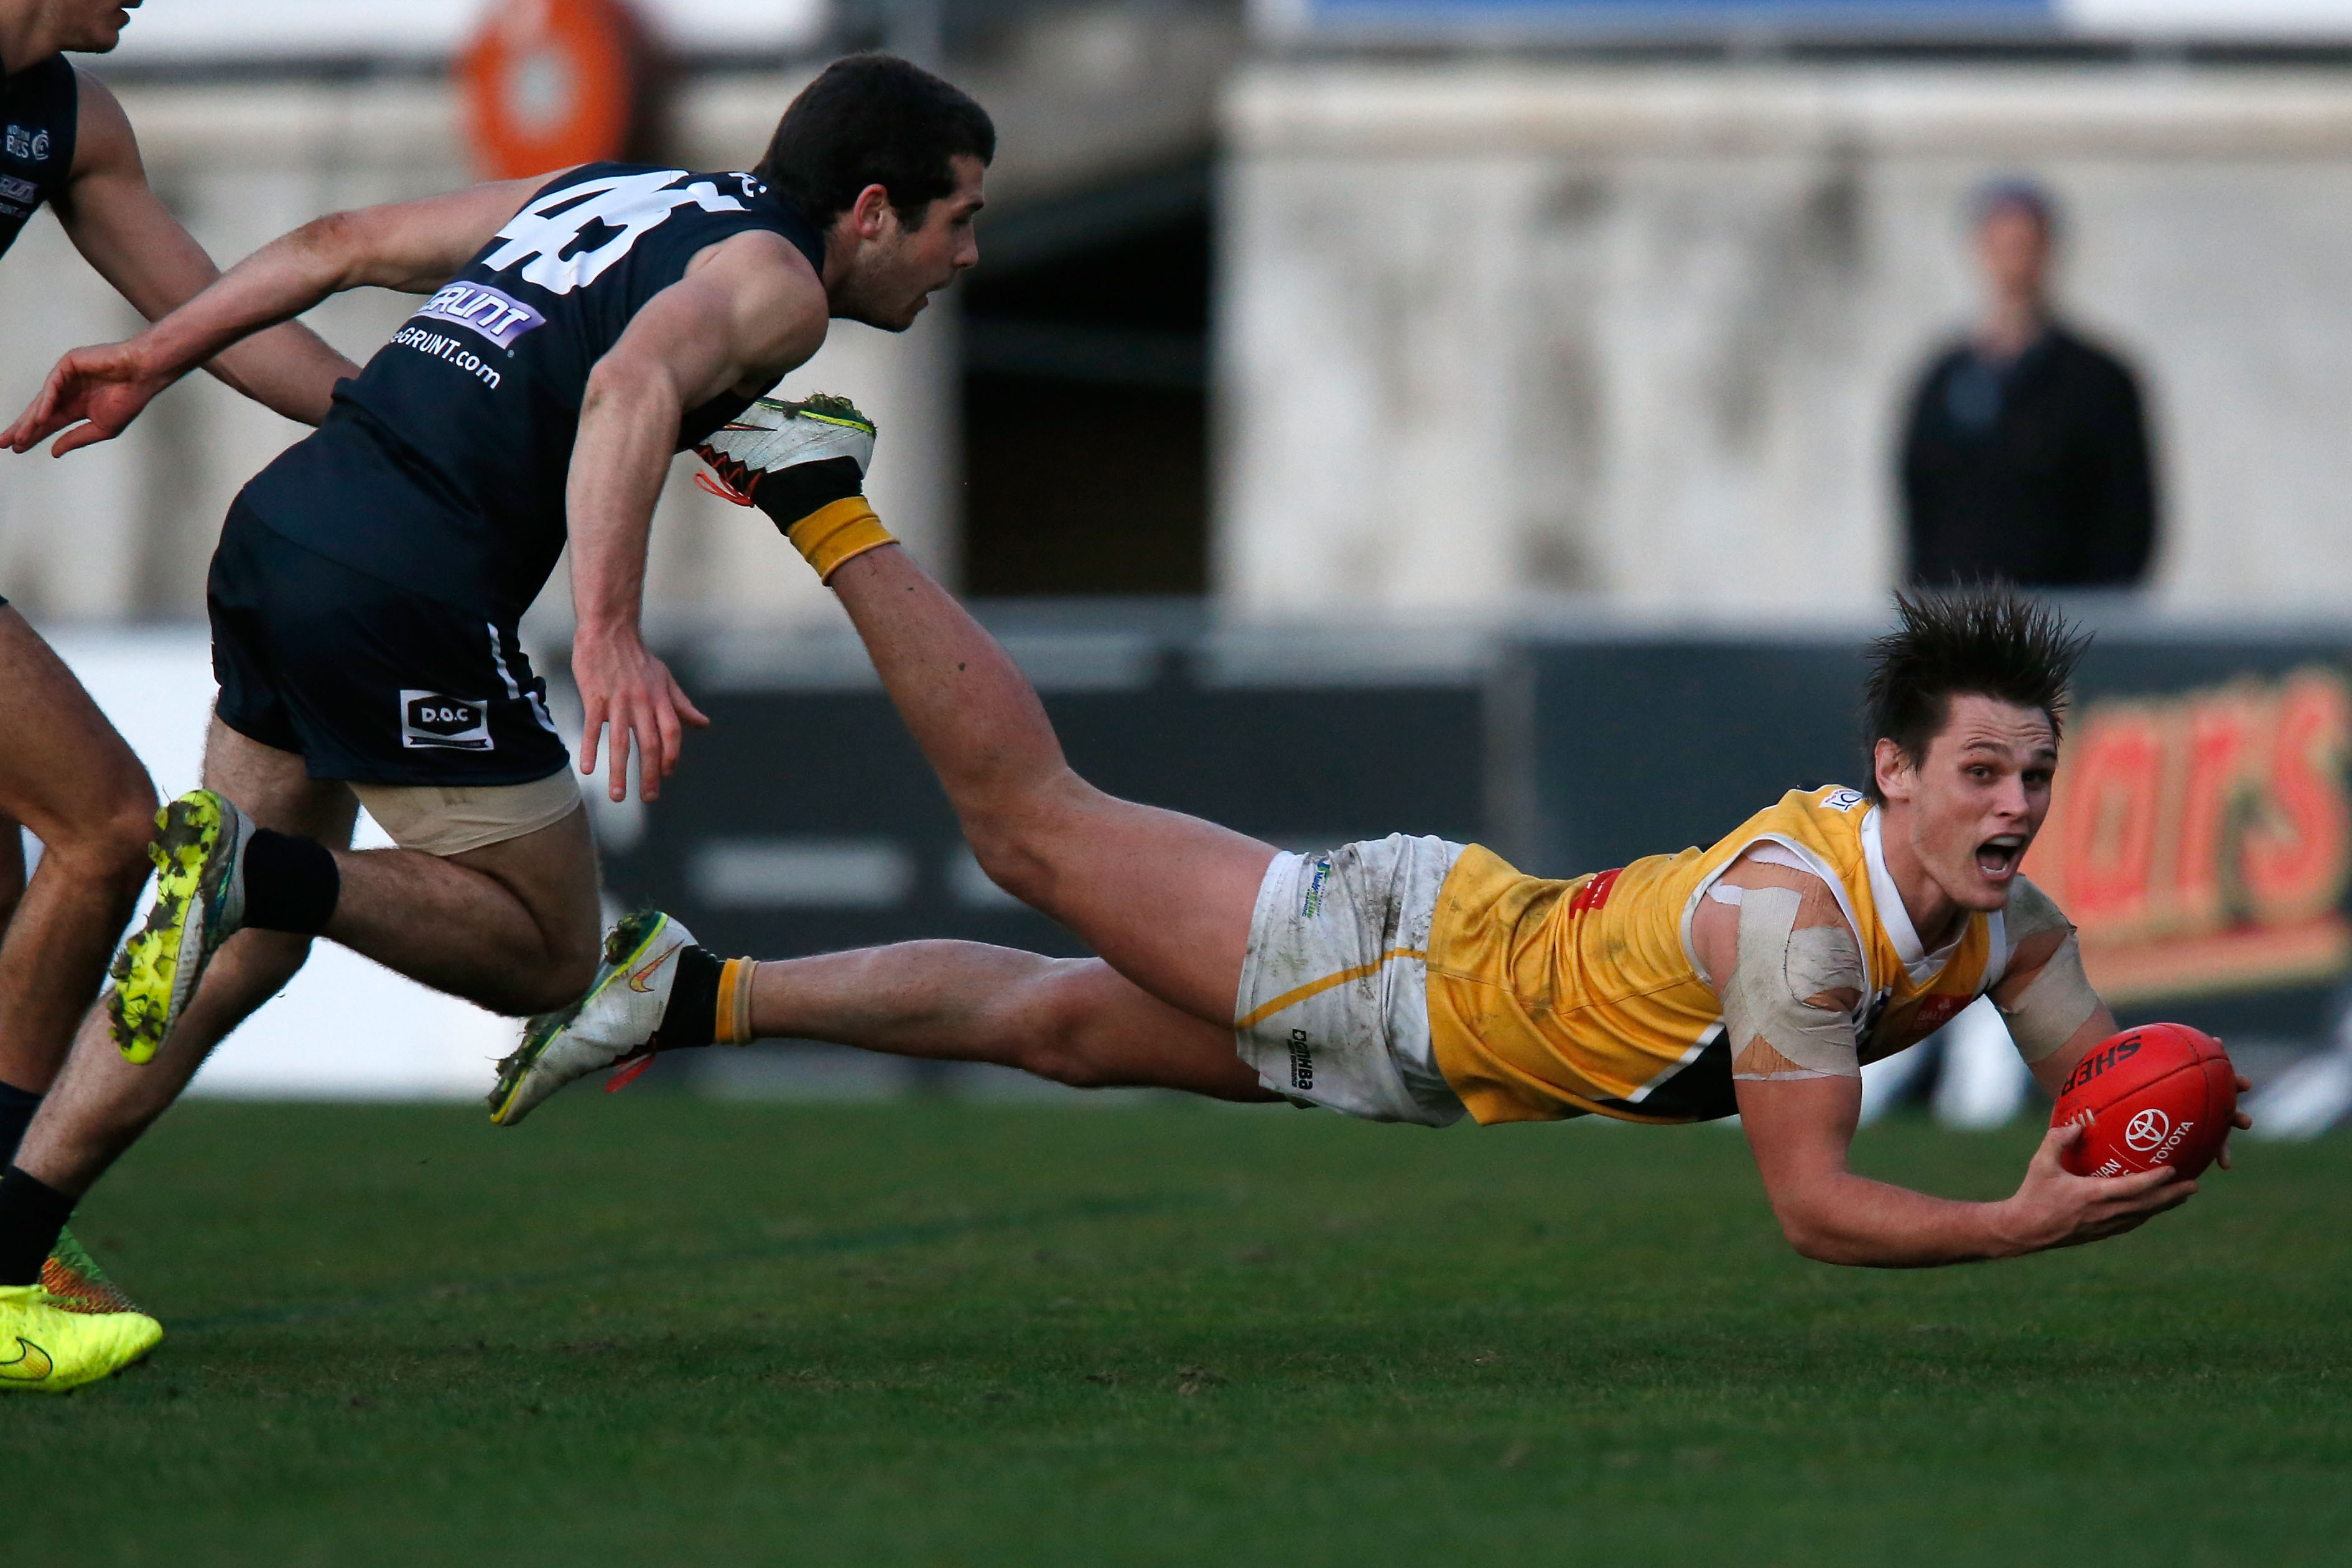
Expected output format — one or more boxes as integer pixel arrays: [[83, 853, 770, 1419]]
[[581, 358, 681, 425], [294, 210, 371, 289], [1778, 1219, 1839, 1265], [1772, 1203, 1858, 1267]]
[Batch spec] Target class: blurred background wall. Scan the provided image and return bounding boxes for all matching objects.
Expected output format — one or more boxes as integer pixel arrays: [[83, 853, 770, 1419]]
[[8, 0, 2352, 1129], [1220, 62, 2352, 616]]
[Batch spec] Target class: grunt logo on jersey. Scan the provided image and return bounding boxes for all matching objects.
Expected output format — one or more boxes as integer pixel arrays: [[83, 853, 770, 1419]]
[[481, 169, 748, 295], [412, 282, 546, 351], [3, 125, 48, 160]]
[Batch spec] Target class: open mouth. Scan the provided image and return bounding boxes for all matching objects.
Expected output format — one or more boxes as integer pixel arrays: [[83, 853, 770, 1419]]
[[1975, 835, 2025, 880]]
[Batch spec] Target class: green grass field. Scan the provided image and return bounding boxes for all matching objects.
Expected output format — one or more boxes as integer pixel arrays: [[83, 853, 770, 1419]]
[[7, 1095, 2348, 1566]]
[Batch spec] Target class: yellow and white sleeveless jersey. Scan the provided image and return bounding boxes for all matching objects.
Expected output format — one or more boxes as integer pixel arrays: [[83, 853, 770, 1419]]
[[1425, 786, 2010, 1126]]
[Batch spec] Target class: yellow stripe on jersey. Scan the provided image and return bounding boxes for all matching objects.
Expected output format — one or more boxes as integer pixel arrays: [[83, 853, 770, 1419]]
[[1425, 787, 1996, 1126], [1234, 948, 1428, 1031]]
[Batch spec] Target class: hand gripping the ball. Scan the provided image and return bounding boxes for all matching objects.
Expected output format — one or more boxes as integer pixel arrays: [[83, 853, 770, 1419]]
[[2001, 1121, 2198, 1253]]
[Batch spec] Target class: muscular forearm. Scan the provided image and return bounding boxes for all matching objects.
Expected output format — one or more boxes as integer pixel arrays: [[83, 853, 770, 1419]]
[[1767, 1169, 2028, 1268], [126, 215, 364, 388], [565, 373, 682, 638]]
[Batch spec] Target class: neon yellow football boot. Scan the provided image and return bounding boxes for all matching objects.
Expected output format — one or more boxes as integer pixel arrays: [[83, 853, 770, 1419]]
[[0, 1283, 161, 1393], [108, 788, 254, 1064]]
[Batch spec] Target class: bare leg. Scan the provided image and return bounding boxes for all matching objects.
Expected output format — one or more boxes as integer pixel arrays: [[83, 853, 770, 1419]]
[[323, 808, 602, 1017], [825, 547, 1276, 1026], [0, 610, 159, 1094], [173, 721, 603, 1017], [746, 944, 1275, 1102], [18, 724, 354, 1197], [19, 721, 602, 1197]]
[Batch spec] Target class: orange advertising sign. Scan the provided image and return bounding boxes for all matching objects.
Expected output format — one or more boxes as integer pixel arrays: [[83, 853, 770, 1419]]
[[2029, 667, 2352, 1004]]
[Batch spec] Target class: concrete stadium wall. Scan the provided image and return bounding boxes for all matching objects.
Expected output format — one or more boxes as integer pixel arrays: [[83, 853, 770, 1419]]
[[1217, 62, 2352, 619]]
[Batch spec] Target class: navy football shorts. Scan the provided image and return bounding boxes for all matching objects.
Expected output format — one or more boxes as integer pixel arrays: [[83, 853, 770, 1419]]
[[208, 501, 572, 787]]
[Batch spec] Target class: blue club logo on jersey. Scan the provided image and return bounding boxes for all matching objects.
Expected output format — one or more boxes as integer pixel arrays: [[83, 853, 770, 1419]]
[[412, 282, 546, 351], [401, 691, 493, 751], [3, 125, 49, 161]]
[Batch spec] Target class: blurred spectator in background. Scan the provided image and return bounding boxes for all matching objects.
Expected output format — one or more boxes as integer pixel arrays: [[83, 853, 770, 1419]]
[[1900, 179, 2157, 590]]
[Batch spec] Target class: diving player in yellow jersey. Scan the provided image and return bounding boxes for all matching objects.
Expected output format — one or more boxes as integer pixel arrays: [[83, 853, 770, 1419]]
[[496, 406, 2250, 1266]]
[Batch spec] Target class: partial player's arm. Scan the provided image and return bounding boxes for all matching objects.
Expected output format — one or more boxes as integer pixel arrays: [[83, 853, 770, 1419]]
[[1991, 876, 2252, 1159], [1698, 850, 2193, 1266], [564, 230, 829, 804], [2, 170, 553, 457], [1989, 875, 2113, 1093], [48, 72, 359, 425]]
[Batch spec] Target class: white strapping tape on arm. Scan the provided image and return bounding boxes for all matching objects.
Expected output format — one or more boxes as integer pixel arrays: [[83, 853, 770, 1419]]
[[1722, 884, 1864, 1080], [1996, 929, 2100, 1063]]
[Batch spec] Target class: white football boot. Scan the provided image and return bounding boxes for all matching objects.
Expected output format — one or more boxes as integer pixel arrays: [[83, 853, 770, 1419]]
[[488, 911, 695, 1126], [692, 393, 875, 508]]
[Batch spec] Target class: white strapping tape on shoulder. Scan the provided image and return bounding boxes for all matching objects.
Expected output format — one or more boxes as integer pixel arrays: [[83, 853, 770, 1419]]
[[1721, 884, 1864, 1079]]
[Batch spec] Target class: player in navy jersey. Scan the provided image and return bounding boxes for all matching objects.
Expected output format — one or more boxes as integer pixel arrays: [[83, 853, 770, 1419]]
[[0, 0, 355, 1369], [0, 53, 990, 1387]]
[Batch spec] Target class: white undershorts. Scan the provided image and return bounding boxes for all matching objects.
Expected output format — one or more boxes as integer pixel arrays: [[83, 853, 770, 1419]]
[[1232, 833, 1468, 1127]]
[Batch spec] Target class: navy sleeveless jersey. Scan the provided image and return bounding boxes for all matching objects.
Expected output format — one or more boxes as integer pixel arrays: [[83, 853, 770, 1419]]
[[0, 55, 77, 260], [238, 164, 825, 618]]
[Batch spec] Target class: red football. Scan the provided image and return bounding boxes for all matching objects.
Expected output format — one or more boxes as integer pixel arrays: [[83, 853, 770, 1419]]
[[2051, 1023, 2236, 1179]]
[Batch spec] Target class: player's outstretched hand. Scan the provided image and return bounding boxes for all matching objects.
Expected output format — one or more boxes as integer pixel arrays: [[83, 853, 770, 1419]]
[[2004, 1121, 2195, 1253], [1, 340, 173, 457], [574, 630, 712, 804]]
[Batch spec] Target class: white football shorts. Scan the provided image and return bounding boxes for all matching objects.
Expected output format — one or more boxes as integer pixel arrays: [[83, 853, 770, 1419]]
[[1232, 833, 1469, 1128]]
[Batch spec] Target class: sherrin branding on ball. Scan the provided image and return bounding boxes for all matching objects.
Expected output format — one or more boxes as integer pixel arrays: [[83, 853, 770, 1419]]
[[2051, 1023, 2237, 1181]]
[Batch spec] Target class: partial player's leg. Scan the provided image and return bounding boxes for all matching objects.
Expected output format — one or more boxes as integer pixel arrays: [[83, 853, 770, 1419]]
[[491, 932, 1275, 1124], [489, 539, 1282, 1126], [0, 608, 158, 1099], [757, 945, 1270, 1097], [690, 397, 1271, 1026], [321, 800, 600, 1016], [827, 545, 1275, 1026], [107, 511, 606, 1062], [12, 721, 355, 1204], [111, 719, 601, 1042], [0, 705, 311, 1387], [0, 610, 163, 1325]]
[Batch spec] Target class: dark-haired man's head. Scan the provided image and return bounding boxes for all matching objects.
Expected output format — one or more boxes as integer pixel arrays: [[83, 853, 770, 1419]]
[[757, 54, 994, 332], [1864, 590, 2089, 919]]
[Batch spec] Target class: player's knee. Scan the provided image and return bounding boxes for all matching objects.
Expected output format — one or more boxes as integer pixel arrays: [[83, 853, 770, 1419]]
[[963, 772, 1092, 909], [1007, 962, 1127, 1088], [504, 937, 599, 1016], [41, 776, 160, 890], [95, 786, 160, 873]]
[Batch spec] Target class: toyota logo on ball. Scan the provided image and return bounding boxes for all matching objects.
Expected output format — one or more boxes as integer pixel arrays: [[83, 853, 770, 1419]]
[[2124, 1108, 2172, 1153]]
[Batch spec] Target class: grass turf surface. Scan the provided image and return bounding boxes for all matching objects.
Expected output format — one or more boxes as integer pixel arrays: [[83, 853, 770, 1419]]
[[7, 1097, 2348, 1566]]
